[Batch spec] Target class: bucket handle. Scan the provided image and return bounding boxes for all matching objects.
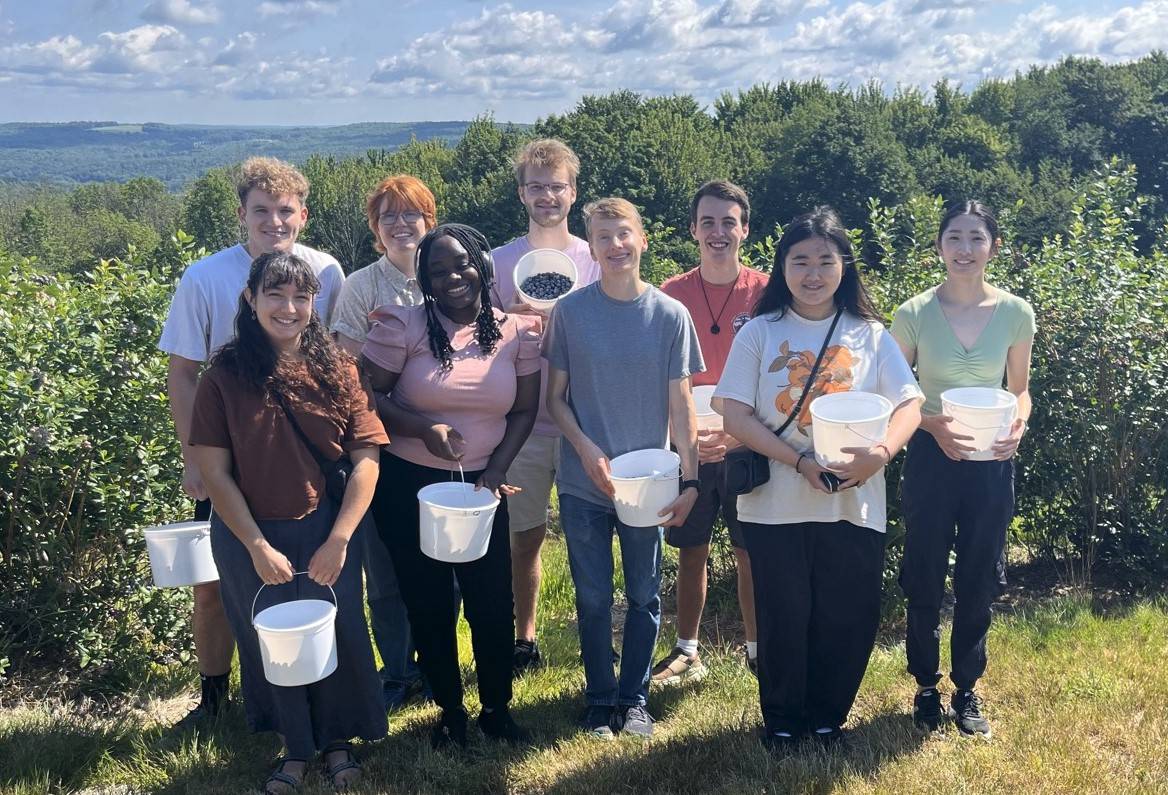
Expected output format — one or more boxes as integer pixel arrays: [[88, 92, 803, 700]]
[[836, 424, 888, 445], [449, 460, 476, 510], [947, 417, 1015, 431], [251, 570, 337, 627]]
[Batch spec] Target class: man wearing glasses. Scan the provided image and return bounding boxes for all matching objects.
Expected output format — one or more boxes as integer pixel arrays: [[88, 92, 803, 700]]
[[490, 139, 600, 675]]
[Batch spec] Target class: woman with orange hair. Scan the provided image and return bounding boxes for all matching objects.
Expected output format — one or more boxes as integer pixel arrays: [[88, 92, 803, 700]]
[[330, 174, 440, 711]]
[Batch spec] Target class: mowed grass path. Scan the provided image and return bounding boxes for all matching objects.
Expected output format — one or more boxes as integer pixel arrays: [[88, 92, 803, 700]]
[[2, 531, 1167, 794]]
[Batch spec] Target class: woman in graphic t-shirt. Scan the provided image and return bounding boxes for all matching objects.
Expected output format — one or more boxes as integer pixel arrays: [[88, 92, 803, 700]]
[[713, 207, 923, 751], [190, 252, 387, 793], [891, 201, 1035, 739], [362, 223, 542, 749]]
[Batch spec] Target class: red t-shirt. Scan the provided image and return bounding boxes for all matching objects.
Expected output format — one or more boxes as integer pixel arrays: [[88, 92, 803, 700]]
[[660, 265, 769, 385]]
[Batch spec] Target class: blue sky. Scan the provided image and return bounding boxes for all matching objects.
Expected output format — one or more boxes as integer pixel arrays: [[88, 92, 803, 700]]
[[0, 0, 1164, 125]]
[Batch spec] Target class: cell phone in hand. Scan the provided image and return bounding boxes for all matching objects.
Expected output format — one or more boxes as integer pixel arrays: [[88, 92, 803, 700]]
[[819, 471, 843, 493]]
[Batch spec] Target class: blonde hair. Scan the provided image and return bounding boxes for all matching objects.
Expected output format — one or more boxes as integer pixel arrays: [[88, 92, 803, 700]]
[[583, 197, 644, 238], [513, 138, 580, 187], [365, 175, 438, 253], [236, 157, 310, 206]]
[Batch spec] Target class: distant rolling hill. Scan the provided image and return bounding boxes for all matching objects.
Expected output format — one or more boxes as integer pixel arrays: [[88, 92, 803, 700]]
[[0, 121, 476, 189]]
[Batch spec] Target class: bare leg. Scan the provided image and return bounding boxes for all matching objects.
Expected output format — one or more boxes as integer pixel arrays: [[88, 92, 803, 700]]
[[734, 547, 757, 643], [193, 580, 234, 675], [675, 544, 711, 641], [511, 523, 547, 641]]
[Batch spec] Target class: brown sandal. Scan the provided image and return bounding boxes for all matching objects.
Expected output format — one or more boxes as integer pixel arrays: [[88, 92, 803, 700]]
[[321, 742, 361, 791]]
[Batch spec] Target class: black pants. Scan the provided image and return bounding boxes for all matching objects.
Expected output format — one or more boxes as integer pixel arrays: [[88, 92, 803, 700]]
[[371, 452, 514, 714], [741, 520, 886, 735], [898, 430, 1013, 690]]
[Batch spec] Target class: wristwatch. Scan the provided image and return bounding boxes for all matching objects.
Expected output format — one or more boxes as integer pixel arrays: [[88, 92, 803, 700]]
[[681, 478, 701, 495]]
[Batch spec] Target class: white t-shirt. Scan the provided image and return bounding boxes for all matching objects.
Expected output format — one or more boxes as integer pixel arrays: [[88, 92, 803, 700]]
[[158, 243, 345, 362], [714, 309, 923, 533]]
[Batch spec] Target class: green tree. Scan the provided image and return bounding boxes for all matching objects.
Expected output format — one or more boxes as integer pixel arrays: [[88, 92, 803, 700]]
[[180, 168, 240, 252]]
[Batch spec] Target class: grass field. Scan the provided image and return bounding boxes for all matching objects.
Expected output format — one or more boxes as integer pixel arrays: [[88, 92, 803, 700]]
[[2, 530, 1166, 794]]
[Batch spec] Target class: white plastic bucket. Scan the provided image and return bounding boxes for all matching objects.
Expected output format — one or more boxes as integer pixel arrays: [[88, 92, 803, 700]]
[[143, 521, 219, 587], [418, 481, 499, 563], [941, 387, 1017, 461], [692, 385, 722, 432], [609, 449, 680, 527], [512, 248, 579, 311], [809, 392, 894, 468], [252, 572, 337, 687]]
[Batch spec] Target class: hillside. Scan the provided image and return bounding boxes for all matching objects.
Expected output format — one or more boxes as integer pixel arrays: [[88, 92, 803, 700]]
[[0, 121, 478, 189]]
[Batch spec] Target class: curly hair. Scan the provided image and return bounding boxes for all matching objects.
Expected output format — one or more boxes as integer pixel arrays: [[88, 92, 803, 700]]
[[236, 157, 310, 206], [211, 252, 352, 410], [416, 223, 502, 372]]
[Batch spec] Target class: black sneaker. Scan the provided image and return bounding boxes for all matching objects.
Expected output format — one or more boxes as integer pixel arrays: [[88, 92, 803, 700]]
[[431, 708, 468, 749], [176, 673, 229, 727], [620, 705, 654, 738], [746, 653, 759, 679], [952, 689, 992, 738], [579, 705, 616, 740], [513, 639, 543, 676], [912, 687, 950, 732], [760, 728, 800, 754], [478, 707, 530, 745], [812, 726, 846, 749]]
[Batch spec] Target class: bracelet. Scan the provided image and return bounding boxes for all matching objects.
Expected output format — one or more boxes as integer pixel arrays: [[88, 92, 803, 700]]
[[795, 453, 808, 475], [875, 443, 892, 464]]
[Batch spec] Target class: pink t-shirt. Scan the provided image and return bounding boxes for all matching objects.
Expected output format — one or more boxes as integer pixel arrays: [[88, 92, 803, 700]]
[[490, 234, 600, 437], [363, 304, 542, 471], [660, 265, 769, 385]]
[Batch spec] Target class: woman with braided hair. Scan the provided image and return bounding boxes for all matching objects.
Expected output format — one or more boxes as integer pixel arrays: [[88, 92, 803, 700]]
[[362, 223, 542, 747]]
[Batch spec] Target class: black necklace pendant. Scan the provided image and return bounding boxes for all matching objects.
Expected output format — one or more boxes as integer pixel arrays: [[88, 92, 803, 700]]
[[710, 323, 721, 335]]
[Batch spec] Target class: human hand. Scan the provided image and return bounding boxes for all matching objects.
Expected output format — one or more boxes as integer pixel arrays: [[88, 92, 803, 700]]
[[659, 486, 700, 527], [795, 454, 835, 494], [307, 535, 348, 587], [923, 415, 976, 461], [423, 424, 466, 461], [578, 438, 615, 497], [249, 541, 294, 585], [833, 445, 891, 489], [475, 467, 522, 498], [991, 418, 1026, 460], [697, 429, 731, 464], [181, 458, 208, 501], [506, 299, 550, 320]]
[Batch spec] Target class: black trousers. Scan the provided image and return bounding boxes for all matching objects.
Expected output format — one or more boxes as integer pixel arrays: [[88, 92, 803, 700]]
[[741, 520, 886, 735], [371, 452, 514, 714], [898, 430, 1012, 690]]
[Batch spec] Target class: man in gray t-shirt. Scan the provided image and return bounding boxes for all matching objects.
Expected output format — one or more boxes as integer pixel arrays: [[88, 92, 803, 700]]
[[544, 197, 704, 739]]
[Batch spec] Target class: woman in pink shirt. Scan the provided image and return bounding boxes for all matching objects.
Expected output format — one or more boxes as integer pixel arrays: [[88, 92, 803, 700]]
[[361, 223, 541, 748]]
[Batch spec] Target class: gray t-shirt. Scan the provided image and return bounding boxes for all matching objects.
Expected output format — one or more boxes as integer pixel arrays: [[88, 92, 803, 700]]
[[543, 281, 705, 508]]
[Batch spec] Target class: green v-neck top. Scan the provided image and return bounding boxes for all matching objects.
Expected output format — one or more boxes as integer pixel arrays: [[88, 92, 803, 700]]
[[891, 286, 1035, 415]]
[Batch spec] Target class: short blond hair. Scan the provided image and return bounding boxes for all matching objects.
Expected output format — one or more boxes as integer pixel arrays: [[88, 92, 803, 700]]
[[583, 197, 644, 239], [513, 138, 580, 188], [236, 157, 310, 206]]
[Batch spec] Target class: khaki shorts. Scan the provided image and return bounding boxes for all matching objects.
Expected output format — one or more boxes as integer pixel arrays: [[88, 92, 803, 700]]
[[506, 434, 560, 533]]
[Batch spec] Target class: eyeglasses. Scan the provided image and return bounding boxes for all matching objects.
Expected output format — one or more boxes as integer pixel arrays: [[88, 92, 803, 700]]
[[378, 210, 424, 225], [523, 182, 571, 196]]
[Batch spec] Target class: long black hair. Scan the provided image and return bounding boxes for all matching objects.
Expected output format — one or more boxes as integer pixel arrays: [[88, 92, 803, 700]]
[[937, 200, 1001, 244], [753, 206, 881, 323], [416, 223, 502, 371], [211, 251, 351, 409]]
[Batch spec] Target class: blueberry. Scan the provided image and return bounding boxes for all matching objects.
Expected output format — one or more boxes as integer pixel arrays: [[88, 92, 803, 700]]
[[520, 272, 573, 301]]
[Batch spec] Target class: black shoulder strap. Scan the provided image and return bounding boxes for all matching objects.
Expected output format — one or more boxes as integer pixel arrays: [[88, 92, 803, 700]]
[[274, 392, 331, 471], [771, 307, 844, 439]]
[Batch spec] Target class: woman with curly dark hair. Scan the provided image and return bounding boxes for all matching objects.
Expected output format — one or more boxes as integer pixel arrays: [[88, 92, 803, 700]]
[[189, 252, 388, 793], [362, 223, 541, 748]]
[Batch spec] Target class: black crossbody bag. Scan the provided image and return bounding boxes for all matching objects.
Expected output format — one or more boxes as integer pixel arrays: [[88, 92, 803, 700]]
[[276, 393, 353, 504], [722, 308, 843, 496]]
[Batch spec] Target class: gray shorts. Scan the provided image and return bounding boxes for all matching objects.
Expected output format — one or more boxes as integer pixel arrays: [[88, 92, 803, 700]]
[[664, 459, 744, 549]]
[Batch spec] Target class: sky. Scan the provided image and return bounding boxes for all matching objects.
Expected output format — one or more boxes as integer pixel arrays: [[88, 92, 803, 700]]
[[0, 0, 1165, 125]]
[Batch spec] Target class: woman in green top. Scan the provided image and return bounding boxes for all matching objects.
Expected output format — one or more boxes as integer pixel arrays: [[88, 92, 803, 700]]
[[890, 201, 1035, 740]]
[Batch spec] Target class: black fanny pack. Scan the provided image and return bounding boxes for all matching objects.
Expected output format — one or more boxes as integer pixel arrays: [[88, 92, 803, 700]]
[[277, 393, 353, 504]]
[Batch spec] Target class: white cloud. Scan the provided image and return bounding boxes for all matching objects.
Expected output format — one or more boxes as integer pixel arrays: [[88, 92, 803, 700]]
[[257, 0, 343, 18], [141, 0, 221, 26]]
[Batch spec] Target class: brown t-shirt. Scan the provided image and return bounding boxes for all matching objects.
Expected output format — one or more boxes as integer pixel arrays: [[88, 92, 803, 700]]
[[190, 361, 389, 520]]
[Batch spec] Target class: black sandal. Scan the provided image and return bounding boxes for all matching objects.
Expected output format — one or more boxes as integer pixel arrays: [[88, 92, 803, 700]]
[[321, 741, 361, 791], [263, 757, 307, 795]]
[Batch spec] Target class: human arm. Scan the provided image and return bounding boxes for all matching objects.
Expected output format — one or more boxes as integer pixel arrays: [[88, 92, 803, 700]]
[[476, 371, 540, 497], [720, 398, 835, 494], [834, 398, 922, 488], [546, 365, 614, 497], [659, 377, 700, 526], [191, 445, 294, 585], [361, 356, 466, 461], [167, 355, 208, 502], [895, 334, 976, 461], [991, 335, 1034, 460], [334, 332, 364, 358], [306, 445, 379, 587]]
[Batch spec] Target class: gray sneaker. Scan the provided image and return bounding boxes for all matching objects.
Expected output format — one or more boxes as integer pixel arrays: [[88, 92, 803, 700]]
[[620, 705, 655, 738]]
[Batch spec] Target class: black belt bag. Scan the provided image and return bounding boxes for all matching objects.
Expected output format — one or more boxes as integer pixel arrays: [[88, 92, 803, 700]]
[[722, 308, 843, 496], [277, 393, 353, 504]]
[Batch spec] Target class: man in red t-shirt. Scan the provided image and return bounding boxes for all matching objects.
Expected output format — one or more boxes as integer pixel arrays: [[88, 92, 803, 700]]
[[653, 181, 769, 685]]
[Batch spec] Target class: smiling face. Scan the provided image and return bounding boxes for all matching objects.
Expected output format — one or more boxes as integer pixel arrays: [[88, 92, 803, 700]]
[[424, 234, 482, 317], [519, 163, 576, 229], [783, 236, 844, 320], [238, 189, 307, 257], [246, 279, 313, 353], [691, 195, 748, 267], [588, 215, 647, 278], [375, 194, 429, 267], [937, 213, 998, 279]]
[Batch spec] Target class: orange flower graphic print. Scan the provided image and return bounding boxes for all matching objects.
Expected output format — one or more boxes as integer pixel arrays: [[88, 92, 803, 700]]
[[769, 340, 855, 433]]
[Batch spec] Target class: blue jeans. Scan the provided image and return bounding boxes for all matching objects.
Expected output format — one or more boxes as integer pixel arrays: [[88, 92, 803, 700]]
[[559, 493, 663, 708], [363, 523, 421, 689]]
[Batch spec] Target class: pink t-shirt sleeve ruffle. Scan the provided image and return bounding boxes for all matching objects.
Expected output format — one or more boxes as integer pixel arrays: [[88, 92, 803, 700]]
[[512, 313, 543, 377], [362, 304, 419, 373]]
